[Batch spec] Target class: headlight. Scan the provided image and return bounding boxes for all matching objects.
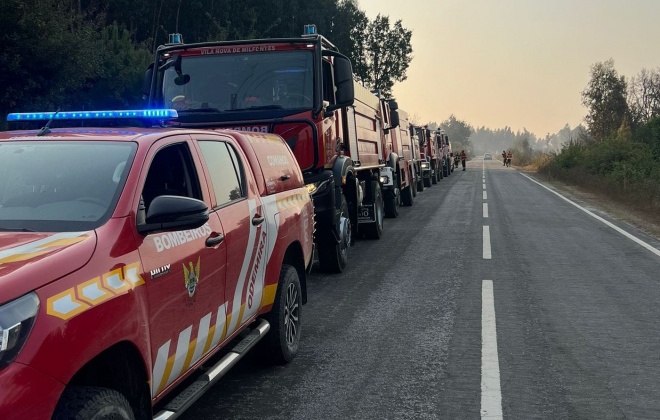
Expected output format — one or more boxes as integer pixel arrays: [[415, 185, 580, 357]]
[[421, 162, 430, 169], [305, 178, 332, 197], [379, 175, 389, 184], [0, 292, 39, 369]]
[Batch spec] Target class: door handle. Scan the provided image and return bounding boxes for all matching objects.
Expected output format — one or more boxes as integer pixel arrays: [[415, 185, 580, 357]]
[[252, 215, 265, 226], [205, 234, 225, 247]]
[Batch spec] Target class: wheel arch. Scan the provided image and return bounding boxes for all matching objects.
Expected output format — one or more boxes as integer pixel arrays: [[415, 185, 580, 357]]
[[64, 341, 150, 419], [282, 241, 307, 305]]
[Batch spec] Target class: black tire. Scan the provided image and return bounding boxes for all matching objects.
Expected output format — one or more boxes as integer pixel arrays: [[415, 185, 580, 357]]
[[361, 181, 384, 239], [318, 195, 350, 273], [401, 182, 413, 206], [438, 165, 444, 180], [53, 386, 134, 420], [260, 265, 302, 365], [384, 175, 399, 218], [411, 174, 418, 197], [384, 192, 398, 218], [431, 167, 438, 184], [423, 174, 432, 188], [417, 174, 425, 192]]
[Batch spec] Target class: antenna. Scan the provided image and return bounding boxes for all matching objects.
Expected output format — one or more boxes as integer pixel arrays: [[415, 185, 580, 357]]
[[37, 108, 60, 137]]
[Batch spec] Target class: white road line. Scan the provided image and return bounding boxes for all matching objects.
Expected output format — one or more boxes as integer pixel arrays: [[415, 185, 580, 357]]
[[521, 173, 660, 258], [483, 191, 488, 200], [483, 203, 489, 218], [481, 280, 503, 420], [483, 226, 492, 259], [483, 183, 487, 190]]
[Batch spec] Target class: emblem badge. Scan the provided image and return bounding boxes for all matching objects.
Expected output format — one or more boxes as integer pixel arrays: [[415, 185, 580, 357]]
[[183, 257, 201, 297]]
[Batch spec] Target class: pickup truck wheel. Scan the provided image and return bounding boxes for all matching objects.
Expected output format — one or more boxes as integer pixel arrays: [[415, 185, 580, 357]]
[[361, 181, 384, 239], [53, 386, 134, 420], [260, 265, 301, 365], [318, 195, 350, 273]]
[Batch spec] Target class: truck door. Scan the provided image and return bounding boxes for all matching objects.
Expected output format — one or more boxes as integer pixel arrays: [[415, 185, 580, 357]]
[[135, 137, 227, 399], [193, 136, 266, 340]]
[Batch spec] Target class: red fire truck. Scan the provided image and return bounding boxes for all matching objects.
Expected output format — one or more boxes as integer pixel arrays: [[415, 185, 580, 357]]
[[144, 26, 396, 273], [413, 125, 442, 188], [0, 109, 314, 418], [384, 106, 417, 207]]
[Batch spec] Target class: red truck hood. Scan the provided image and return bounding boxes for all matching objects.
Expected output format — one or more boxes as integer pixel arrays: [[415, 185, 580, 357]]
[[0, 231, 96, 305]]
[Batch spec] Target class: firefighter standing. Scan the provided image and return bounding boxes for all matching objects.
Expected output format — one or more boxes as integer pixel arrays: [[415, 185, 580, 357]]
[[460, 150, 467, 171], [506, 150, 513, 167], [502, 150, 507, 166]]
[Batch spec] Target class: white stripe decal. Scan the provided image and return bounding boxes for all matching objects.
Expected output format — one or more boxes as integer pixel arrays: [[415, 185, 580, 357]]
[[151, 340, 171, 397], [0, 231, 87, 260], [226, 199, 259, 336], [165, 325, 193, 388], [191, 313, 211, 365], [210, 303, 227, 348], [243, 196, 280, 321]]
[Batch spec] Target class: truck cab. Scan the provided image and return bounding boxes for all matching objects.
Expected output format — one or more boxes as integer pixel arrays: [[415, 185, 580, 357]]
[[144, 27, 362, 273]]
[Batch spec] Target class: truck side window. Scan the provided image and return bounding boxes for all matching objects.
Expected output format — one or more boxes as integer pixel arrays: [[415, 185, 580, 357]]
[[142, 143, 202, 212], [198, 141, 245, 207], [322, 59, 335, 105]]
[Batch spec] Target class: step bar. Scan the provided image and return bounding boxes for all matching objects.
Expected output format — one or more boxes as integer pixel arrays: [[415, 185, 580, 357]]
[[153, 319, 270, 420]]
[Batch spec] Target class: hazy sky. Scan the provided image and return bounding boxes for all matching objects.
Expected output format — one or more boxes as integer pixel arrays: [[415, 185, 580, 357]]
[[356, 0, 660, 136]]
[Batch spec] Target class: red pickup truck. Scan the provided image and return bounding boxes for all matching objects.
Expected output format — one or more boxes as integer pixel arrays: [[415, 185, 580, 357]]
[[0, 109, 314, 419]]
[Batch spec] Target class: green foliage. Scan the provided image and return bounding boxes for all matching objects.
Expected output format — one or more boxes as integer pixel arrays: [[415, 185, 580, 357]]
[[354, 14, 413, 96], [581, 59, 630, 142], [438, 115, 473, 155], [554, 140, 585, 170]]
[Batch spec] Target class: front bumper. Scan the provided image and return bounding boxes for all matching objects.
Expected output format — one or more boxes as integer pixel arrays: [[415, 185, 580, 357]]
[[0, 362, 64, 417]]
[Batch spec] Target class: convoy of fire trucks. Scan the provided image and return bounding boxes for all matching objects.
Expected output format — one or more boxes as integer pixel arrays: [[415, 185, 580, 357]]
[[144, 25, 455, 274], [0, 25, 461, 419]]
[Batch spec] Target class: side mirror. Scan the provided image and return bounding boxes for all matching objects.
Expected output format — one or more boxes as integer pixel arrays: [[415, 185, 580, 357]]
[[138, 195, 209, 235], [388, 99, 398, 111], [390, 110, 400, 129], [326, 55, 354, 113], [142, 66, 154, 98]]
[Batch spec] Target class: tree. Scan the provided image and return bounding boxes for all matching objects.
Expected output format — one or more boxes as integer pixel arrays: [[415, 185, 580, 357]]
[[440, 115, 473, 154], [355, 14, 413, 96], [628, 67, 660, 125], [329, 0, 369, 80], [581, 59, 630, 142]]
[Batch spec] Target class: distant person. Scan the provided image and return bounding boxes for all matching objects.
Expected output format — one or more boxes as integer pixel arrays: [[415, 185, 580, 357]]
[[502, 150, 507, 166], [460, 150, 467, 171], [506, 150, 513, 167]]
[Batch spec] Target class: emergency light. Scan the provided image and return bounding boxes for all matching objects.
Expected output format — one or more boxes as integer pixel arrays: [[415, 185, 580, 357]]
[[168, 33, 183, 44], [303, 24, 317, 36], [6, 109, 179, 122]]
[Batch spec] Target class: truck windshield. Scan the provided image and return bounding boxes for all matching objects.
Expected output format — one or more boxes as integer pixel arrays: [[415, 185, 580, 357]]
[[162, 51, 314, 112], [0, 141, 136, 232]]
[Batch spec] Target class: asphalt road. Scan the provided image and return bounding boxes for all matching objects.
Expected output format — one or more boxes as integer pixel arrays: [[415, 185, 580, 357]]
[[179, 158, 660, 420]]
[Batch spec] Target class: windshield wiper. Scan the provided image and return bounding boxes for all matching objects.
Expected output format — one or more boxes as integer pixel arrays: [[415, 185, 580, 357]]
[[226, 105, 284, 111], [0, 227, 37, 232]]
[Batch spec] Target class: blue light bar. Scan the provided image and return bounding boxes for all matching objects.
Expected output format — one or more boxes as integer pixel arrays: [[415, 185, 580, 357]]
[[169, 33, 183, 44], [7, 109, 178, 122], [303, 24, 317, 36]]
